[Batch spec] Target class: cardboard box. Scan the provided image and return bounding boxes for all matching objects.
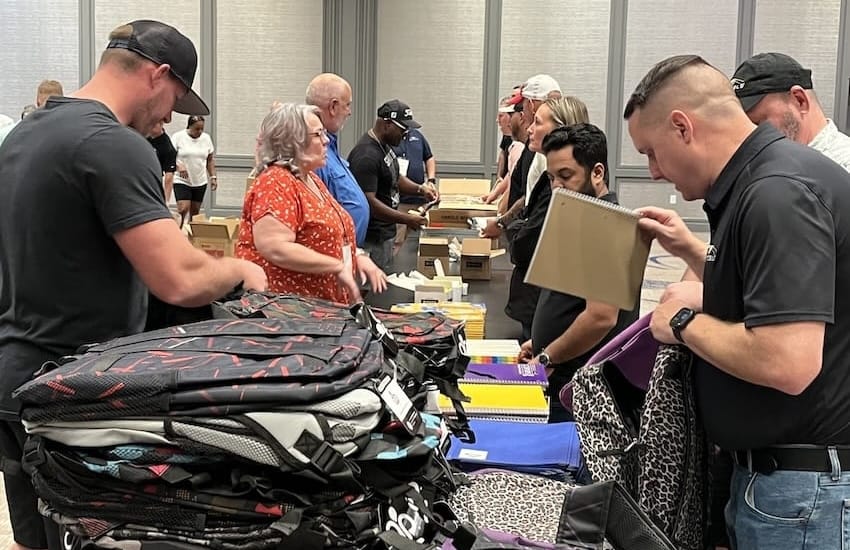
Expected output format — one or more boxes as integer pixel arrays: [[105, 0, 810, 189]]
[[417, 237, 450, 278], [438, 178, 492, 197], [190, 218, 240, 258], [460, 238, 493, 280], [421, 227, 499, 249], [429, 178, 497, 228], [414, 284, 452, 303]]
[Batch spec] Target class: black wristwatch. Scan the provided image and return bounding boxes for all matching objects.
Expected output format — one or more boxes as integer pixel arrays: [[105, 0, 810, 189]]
[[427, 177, 437, 184], [538, 350, 551, 366], [670, 307, 698, 343]]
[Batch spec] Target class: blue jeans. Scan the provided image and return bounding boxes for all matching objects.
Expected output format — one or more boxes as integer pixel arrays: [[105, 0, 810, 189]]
[[726, 456, 850, 549]]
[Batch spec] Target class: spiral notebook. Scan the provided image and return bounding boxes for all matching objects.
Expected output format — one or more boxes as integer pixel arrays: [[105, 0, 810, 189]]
[[525, 188, 650, 310], [463, 363, 548, 386], [438, 383, 549, 422]]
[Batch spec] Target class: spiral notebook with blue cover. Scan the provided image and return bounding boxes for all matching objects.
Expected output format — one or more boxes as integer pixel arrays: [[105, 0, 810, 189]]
[[447, 419, 582, 476]]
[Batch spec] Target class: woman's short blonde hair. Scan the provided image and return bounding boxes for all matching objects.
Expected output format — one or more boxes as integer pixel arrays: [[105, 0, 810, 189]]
[[255, 102, 320, 177], [544, 96, 590, 128]]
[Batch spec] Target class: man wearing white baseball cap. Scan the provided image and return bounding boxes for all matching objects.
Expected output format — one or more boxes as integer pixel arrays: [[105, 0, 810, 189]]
[[521, 75, 562, 203]]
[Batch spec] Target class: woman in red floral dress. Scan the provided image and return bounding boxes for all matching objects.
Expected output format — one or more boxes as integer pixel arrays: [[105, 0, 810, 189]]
[[237, 103, 386, 304]]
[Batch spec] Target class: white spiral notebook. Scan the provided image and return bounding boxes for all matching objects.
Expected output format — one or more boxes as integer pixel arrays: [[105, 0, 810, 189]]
[[524, 188, 650, 310]]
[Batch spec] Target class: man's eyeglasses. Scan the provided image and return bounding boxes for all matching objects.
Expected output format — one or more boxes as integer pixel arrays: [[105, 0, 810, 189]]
[[309, 128, 329, 140]]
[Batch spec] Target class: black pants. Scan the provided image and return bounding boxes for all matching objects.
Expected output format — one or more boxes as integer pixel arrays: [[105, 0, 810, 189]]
[[547, 370, 575, 423], [0, 419, 61, 549]]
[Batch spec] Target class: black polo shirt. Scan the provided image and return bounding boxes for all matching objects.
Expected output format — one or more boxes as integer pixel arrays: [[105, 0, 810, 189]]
[[698, 123, 850, 450]]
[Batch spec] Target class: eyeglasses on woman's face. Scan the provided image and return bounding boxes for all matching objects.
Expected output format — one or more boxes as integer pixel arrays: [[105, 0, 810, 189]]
[[309, 128, 329, 140]]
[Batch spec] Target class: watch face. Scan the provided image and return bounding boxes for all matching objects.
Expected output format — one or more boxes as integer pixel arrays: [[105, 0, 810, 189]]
[[671, 308, 695, 328]]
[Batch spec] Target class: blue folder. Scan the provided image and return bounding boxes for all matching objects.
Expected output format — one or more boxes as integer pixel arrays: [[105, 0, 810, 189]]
[[446, 419, 582, 479]]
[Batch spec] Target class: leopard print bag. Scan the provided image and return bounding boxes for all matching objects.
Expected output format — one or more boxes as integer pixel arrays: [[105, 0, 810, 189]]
[[448, 470, 570, 544], [572, 344, 709, 550], [637, 345, 708, 550], [572, 360, 645, 495]]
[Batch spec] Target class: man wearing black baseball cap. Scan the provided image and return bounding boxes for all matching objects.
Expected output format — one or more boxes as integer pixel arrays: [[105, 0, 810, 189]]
[[0, 21, 266, 550], [347, 100, 438, 271], [732, 52, 850, 171]]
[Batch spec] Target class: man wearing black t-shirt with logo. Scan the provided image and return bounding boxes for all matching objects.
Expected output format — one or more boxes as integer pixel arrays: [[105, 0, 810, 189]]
[[519, 124, 638, 422], [348, 100, 438, 271], [627, 54, 850, 549]]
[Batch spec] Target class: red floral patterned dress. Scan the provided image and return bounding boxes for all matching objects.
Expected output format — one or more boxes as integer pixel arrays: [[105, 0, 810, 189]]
[[236, 165, 357, 303]]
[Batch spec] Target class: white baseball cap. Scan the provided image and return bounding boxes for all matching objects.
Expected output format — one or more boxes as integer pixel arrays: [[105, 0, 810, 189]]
[[521, 74, 561, 100]]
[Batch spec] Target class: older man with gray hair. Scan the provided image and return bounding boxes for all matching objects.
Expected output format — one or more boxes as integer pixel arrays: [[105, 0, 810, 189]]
[[732, 52, 850, 171], [306, 73, 370, 246]]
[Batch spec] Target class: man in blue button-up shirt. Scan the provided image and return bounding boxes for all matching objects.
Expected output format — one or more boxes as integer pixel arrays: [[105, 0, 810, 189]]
[[307, 73, 370, 245]]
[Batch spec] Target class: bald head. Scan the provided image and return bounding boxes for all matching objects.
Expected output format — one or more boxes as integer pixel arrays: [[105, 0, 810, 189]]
[[305, 73, 352, 133], [624, 55, 742, 125]]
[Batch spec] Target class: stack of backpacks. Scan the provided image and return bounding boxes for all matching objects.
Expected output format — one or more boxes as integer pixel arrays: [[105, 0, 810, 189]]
[[11, 291, 700, 550], [14, 296, 476, 550]]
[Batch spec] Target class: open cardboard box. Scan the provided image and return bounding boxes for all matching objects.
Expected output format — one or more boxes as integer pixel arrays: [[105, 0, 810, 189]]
[[429, 178, 498, 228], [460, 238, 504, 280], [417, 237, 451, 278], [190, 218, 240, 258]]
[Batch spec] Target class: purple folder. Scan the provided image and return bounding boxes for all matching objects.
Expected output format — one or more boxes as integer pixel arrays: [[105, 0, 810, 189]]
[[463, 363, 548, 385]]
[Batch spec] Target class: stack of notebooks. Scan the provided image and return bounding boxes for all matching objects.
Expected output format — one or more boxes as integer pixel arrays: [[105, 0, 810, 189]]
[[390, 302, 486, 338], [438, 362, 550, 423], [447, 419, 582, 481], [464, 339, 522, 364]]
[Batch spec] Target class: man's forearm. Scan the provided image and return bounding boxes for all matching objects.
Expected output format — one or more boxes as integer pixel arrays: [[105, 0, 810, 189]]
[[500, 197, 526, 224], [678, 314, 821, 395], [545, 310, 616, 365], [425, 158, 436, 181], [398, 176, 423, 196], [367, 196, 411, 224]]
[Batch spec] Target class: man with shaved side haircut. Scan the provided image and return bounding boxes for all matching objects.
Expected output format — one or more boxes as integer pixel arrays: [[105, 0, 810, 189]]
[[627, 54, 850, 549]]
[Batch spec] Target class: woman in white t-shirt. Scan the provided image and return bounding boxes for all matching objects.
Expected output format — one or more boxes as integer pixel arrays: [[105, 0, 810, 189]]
[[172, 115, 216, 227]]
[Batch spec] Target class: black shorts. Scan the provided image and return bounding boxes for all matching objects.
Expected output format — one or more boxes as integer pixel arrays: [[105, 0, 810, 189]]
[[173, 183, 207, 203], [0, 419, 60, 549]]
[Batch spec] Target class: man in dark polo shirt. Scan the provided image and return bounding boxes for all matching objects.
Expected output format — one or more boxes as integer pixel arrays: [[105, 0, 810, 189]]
[[519, 124, 638, 423], [626, 54, 850, 549], [348, 100, 437, 271]]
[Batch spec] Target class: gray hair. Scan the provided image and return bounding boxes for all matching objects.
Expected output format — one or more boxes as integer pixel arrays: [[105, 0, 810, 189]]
[[255, 102, 320, 177]]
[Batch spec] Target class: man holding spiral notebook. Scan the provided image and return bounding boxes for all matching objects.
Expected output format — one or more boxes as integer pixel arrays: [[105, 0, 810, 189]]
[[519, 123, 638, 423], [626, 54, 850, 550]]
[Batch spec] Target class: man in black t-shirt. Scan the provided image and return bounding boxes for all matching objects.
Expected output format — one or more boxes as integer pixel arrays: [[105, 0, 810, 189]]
[[627, 55, 850, 549], [519, 124, 638, 422], [0, 21, 266, 550], [147, 120, 177, 202], [348, 100, 437, 271]]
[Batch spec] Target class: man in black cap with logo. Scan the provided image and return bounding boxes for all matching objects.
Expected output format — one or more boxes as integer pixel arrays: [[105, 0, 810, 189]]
[[0, 20, 267, 550], [732, 52, 850, 171], [348, 99, 438, 271]]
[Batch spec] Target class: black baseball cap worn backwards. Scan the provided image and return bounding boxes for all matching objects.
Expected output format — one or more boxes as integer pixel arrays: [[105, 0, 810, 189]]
[[377, 99, 421, 129], [731, 52, 813, 112], [107, 19, 210, 115]]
